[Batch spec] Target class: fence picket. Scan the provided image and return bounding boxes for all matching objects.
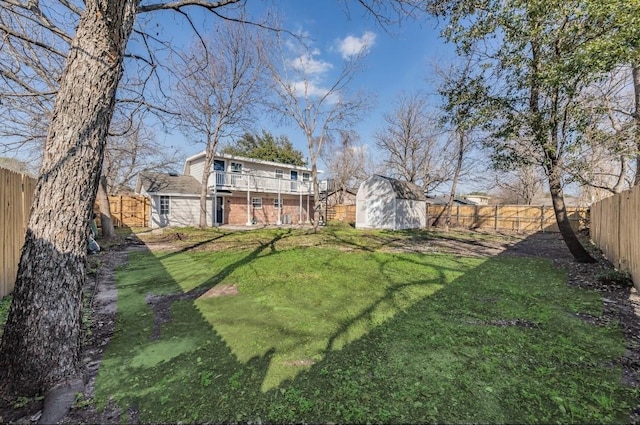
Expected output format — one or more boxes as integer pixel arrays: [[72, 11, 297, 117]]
[[591, 186, 640, 289], [1, 169, 36, 297]]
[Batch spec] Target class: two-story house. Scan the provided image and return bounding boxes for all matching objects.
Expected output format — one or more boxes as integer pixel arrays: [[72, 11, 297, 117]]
[[136, 152, 316, 228]]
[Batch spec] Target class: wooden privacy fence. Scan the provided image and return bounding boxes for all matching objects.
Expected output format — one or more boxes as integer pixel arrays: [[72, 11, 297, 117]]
[[427, 204, 588, 233], [326, 204, 356, 223], [1, 169, 36, 298], [591, 186, 640, 288], [98, 195, 150, 229]]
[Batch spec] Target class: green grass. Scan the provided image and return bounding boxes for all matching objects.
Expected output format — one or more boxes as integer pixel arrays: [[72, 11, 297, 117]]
[[0, 294, 11, 339], [94, 225, 637, 423]]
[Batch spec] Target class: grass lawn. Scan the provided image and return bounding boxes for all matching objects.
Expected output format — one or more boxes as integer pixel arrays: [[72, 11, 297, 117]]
[[94, 225, 637, 423]]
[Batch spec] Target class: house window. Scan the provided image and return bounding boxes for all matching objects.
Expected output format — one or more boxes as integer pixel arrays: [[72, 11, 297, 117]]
[[252, 197, 262, 208], [231, 162, 243, 173], [275, 169, 283, 179], [213, 159, 225, 172], [302, 172, 310, 182], [159, 196, 170, 215], [274, 198, 283, 208]]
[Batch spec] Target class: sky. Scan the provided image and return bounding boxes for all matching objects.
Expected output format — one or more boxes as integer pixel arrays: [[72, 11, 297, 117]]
[[149, 1, 468, 193]]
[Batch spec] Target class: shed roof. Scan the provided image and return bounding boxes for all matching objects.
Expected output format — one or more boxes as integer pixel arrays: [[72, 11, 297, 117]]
[[137, 172, 201, 195], [375, 175, 427, 201]]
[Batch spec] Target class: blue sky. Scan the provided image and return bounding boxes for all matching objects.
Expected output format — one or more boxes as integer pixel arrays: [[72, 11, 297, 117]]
[[151, 1, 461, 184]]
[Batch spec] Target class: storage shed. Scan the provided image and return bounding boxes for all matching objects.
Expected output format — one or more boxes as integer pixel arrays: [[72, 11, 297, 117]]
[[355, 175, 427, 230]]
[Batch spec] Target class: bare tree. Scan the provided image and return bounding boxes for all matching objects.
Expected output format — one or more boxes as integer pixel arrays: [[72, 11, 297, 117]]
[[435, 59, 484, 230], [321, 130, 370, 203], [104, 118, 181, 194], [0, 0, 181, 235], [566, 66, 637, 196], [492, 166, 545, 205], [265, 32, 372, 229], [171, 21, 266, 227], [374, 91, 450, 193]]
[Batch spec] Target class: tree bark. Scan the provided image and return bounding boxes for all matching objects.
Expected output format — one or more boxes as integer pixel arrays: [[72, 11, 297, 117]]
[[441, 132, 465, 232], [200, 147, 215, 228], [97, 175, 116, 237], [0, 0, 139, 399], [547, 164, 596, 263], [632, 59, 640, 186]]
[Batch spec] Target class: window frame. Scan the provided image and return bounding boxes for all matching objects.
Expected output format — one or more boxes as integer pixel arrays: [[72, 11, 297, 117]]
[[231, 162, 243, 173], [251, 197, 263, 209], [275, 169, 283, 179], [273, 198, 283, 208], [302, 172, 310, 182], [159, 195, 170, 215]]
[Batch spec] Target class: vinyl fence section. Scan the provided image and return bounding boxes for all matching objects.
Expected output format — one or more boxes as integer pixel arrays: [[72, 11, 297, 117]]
[[426, 204, 588, 233], [591, 187, 640, 288], [1, 169, 36, 297]]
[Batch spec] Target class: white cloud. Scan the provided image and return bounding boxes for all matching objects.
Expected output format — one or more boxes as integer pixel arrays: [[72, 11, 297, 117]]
[[337, 31, 376, 59], [288, 49, 333, 75], [289, 80, 340, 104]]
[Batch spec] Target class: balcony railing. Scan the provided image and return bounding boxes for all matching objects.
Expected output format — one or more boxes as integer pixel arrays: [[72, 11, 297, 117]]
[[211, 171, 313, 195]]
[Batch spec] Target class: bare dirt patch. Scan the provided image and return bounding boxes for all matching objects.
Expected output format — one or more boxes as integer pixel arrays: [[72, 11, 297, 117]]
[[199, 284, 239, 299]]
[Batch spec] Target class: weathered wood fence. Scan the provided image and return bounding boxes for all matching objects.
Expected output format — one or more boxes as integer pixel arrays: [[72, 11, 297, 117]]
[[427, 204, 588, 233], [97, 195, 150, 229], [326, 204, 356, 223], [591, 186, 640, 288], [1, 169, 36, 297], [0, 166, 149, 297]]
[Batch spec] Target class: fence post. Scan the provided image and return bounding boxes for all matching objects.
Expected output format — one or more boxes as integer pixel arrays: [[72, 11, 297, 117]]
[[494, 205, 498, 230], [618, 194, 622, 269], [540, 206, 544, 232], [426, 204, 430, 228]]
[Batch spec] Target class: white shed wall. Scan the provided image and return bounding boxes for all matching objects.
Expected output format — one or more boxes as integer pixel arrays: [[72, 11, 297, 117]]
[[356, 175, 427, 230], [395, 199, 427, 230], [356, 176, 395, 229]]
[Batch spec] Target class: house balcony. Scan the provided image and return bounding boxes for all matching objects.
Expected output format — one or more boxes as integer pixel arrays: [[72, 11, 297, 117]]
[[210, 171, 314, 195]]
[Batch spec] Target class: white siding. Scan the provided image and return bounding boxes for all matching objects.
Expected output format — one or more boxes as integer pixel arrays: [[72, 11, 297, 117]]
[[187, 157, 206, 182], [149, 195, 213, 228], [356, 175, 426, 230], [356, 176, 395, 229], [396, 199, 426, 230]]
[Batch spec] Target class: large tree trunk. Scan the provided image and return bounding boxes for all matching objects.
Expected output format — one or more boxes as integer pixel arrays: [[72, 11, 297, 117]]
[[0, 0, 138, 408], [199, 150, 214, 228], [312, 161, 321, 231], [547, 165, 596, 263], [97, 175, 116, 237], [632, 60, 640, 186]]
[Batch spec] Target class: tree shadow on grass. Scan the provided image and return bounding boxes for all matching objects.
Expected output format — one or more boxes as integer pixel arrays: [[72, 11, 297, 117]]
[[96, 230, 639, 424]]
